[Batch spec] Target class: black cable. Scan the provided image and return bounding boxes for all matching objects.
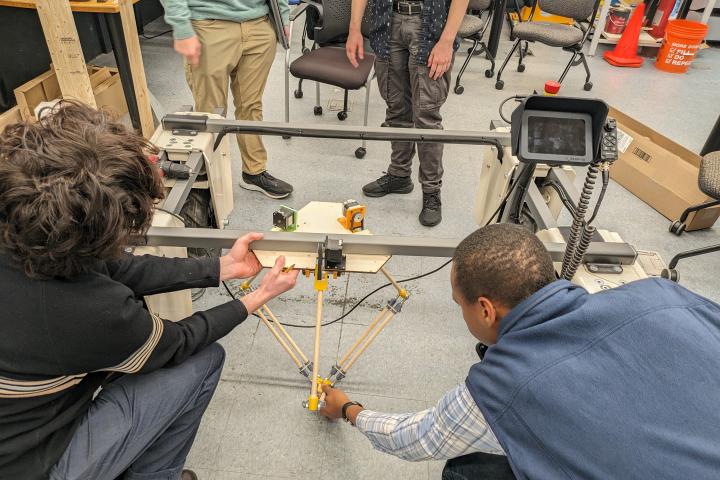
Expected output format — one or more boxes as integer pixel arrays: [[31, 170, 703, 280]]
[[586, 169, 610, 225], [499, 95, 525, 124], [544, 181, 577, 217], [155, 207, 186, 224]]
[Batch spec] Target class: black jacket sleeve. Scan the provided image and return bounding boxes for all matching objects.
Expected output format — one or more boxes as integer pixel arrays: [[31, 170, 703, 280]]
[[104, 253, 221, 297], [43, 283, 249, 375]]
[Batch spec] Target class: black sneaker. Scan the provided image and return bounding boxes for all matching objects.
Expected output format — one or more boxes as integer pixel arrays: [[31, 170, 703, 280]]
[[240, 171, 293, 199], [362, 172, 414, 197], [419, 192, 442, 226]]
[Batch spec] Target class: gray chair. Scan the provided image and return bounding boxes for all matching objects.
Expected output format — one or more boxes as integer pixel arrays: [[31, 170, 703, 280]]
[[285, 0, 374, 158], [454, 0, 495, 95], [663, 151, 720, 282], [495, 0, 601, 91]]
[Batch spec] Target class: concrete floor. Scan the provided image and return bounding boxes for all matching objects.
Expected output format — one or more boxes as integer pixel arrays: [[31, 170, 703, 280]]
[[106, 16, 719, 479]]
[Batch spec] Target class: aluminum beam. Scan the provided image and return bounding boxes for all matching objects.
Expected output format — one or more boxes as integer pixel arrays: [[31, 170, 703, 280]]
[[160, 151, 205, 215], [141, 227, 638, 265], [161, 115, 512, 148]]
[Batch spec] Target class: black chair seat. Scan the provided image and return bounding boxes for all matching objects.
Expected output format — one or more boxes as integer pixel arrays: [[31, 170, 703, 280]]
[[699, 151, 720, 199], [290, 47, 376, 91]]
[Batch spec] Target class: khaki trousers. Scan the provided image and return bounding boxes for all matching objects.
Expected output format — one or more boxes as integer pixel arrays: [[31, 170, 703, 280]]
[[185, 17, 276, 175]]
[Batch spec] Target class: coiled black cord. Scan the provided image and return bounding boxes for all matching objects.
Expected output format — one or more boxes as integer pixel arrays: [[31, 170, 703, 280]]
[[561, 163, 600, 280]]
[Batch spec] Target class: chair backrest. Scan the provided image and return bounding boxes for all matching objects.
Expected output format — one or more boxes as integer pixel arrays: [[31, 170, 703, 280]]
[[310, 0, 371, 45], [468, 0, 492, 11], [538, 0, 597, 21]]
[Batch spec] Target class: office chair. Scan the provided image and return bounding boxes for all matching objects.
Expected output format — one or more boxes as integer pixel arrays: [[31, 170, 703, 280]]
[[494, 0, 601, 91], [454, 0, 495, 95], [285, 0, 375, 158], [662, 151, 720, 282]]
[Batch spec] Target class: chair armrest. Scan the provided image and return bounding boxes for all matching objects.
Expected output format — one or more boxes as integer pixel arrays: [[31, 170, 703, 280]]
[[290, 3, 308, 22], [301, 0, 324, 19]]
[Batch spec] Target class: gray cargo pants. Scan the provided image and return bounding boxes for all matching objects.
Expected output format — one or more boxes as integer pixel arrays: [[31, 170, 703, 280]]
[[375, 13, 453, 194]]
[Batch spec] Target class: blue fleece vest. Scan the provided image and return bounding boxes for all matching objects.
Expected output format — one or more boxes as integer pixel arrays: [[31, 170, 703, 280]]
[[466, 279, 720, 480]]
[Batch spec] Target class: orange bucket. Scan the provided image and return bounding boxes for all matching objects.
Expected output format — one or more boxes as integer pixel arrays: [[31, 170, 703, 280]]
[[656, 19, 708, 73]]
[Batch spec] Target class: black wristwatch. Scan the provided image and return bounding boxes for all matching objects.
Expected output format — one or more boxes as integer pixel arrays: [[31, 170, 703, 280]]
[[341, 401, 364, 425]]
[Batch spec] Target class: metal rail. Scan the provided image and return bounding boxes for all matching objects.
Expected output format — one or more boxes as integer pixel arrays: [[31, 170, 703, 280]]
[[161, 115, 512, 153], [141, 227, 638, 265]]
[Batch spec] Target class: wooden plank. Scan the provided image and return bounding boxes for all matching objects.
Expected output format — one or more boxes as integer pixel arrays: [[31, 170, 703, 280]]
[[35, 0, 96, 107], [117, 0, 154, 137], [0, 106, 23, 133], [254, 202, 391, 273], [0, 1, 140, 14]]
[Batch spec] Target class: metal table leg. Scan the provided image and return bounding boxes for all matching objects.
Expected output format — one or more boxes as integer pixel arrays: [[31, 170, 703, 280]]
[[487, 0, 508, 60], [105, 12, 141, 131]]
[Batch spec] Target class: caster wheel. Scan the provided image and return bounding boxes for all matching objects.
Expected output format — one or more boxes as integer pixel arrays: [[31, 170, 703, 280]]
[[454, 85, 465, 95], [337, 111, 348, 121], [355, 147, 366, 159], [302, 48, 310, 55], [661, 268, 679, 282], [669, 221, 686, 236], [495, 80, 505, 90], [294, 89, 304, 99], [282, 135, 291, 140], [517, 64, 526, 73], [584, 81, 593, 91], [485, 69, 494, 78], [313, 106, 323, 116]]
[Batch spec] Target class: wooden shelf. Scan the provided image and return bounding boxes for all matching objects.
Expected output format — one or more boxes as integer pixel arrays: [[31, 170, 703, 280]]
[[599, 30, 663, 48], [0, 0, 139, 14]]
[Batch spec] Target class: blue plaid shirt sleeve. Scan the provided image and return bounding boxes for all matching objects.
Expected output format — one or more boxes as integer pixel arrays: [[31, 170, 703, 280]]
[[354, 384, 505, 461]]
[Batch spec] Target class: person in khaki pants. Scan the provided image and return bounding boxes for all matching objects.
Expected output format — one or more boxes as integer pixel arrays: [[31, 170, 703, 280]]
[[161, 0, 293, 199]]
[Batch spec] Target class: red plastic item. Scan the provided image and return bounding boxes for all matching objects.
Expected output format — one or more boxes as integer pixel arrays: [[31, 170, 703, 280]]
[[649, 0, 676, 39], [544, 81, 561, 95], [603, 3, 645, 68]]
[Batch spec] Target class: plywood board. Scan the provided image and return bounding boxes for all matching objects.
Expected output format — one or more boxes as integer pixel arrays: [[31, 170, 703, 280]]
[[253, 201, 390, 273], [35, 0, 96, 107]]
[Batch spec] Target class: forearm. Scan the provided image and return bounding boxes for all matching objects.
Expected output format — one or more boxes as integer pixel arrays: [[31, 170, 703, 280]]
[[356, 409, 439, 461], [107, 254, 221, 297], [159, 0, 195, 39], [441, 0, 471, 42], [355, 385, 505, 461], [349, 0, 369, 33]]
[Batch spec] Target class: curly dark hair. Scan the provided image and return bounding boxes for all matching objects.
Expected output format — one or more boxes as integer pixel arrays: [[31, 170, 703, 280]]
[[0, 101, 164, 279], [453, 224, 556, 308]]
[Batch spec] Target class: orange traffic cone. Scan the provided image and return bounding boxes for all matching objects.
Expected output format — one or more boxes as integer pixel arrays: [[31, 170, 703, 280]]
[[604, 3, 645, 67]]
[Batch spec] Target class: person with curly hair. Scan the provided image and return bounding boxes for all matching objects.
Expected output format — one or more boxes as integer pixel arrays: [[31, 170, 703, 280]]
[[0, 102, 298, 480]]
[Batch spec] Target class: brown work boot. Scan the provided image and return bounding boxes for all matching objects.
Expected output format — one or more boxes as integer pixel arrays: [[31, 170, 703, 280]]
[[181, 470, 199, 480]]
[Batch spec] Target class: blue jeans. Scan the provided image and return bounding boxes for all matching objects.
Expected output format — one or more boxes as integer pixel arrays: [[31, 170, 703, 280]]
[[50, 343, 225, 480]]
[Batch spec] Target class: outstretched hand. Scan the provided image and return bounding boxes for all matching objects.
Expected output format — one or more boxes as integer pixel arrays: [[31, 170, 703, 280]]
[[319, 384, 351, 420]]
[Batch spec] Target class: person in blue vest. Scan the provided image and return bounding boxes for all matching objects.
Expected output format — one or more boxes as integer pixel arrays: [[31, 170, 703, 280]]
[[320, 223, 720, 480]]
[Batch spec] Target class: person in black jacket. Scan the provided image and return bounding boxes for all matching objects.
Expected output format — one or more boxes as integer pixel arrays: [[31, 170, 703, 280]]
[[0, 102, 298, 480]]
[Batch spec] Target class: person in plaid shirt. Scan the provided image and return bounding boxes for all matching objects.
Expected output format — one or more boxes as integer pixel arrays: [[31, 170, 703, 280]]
[[321, 223, 720, 480]]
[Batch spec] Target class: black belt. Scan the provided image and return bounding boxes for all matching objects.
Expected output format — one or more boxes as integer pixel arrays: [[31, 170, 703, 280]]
[[393, 1, 423, 15]]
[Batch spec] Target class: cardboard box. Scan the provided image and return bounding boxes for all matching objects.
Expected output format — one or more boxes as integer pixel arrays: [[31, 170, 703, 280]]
[[13, 65, 128, 121], [609, 106, 719, 231]]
